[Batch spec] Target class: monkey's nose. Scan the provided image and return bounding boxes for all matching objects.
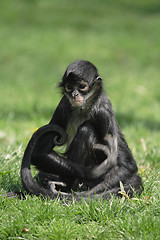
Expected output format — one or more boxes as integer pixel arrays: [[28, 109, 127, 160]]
[[72, 90, 79, 98]]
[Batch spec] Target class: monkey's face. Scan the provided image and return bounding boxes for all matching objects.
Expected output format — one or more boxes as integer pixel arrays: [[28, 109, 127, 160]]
[[60, 60, 102, 108], [64, 80, 89, 107]]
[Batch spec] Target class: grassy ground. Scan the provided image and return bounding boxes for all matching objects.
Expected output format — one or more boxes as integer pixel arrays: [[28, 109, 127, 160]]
[[0, 0, 160, 239]]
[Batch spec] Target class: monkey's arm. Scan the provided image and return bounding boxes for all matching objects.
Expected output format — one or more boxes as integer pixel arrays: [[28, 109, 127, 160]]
[[31, 96, 70, 156], [92, 103, 116, 139], [49, 96, 71, 127]]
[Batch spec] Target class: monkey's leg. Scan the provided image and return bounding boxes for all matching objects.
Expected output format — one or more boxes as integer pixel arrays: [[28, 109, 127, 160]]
[[35, 171, 68, 192]]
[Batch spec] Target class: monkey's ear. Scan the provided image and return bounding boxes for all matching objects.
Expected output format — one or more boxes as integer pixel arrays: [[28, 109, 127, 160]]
[[96, 76, 102, 84], [96, 76, 102, 81]]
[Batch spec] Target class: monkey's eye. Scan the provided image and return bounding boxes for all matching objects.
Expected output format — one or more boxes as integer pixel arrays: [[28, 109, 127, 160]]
[[65, 84, 74, 92], [78, 82, 89, 92]]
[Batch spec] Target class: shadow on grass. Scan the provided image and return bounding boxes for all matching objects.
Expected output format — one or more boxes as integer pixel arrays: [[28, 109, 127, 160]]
[[121, 1, 160, 15], [116, 112, 160, 132], [1, 107, 159, 133], [1, 107, 53, 123]]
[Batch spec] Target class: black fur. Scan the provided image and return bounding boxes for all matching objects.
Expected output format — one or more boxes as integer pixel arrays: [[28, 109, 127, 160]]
[[19, 60, 143, 201]]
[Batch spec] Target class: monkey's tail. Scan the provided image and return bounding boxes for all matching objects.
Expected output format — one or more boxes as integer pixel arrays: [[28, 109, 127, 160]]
[[20, 124, 68, 199]]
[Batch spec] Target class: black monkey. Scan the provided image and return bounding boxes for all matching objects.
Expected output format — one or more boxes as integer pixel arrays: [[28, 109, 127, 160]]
[[20, 60, 143, 201]]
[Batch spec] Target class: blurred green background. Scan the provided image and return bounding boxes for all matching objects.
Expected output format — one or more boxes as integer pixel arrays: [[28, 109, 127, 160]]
[[1, 1, 160, 152], [0, 0, 160, 147]]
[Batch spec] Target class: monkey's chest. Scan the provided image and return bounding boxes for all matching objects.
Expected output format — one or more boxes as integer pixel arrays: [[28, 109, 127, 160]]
[[66, 115, 88, 147]]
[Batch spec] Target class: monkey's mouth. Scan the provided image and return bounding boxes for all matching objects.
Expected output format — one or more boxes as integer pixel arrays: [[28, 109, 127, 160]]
[[72, 96, 84, 107]]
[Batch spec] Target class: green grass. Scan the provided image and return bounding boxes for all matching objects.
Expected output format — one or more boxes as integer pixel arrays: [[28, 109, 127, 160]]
[[0, 0, 160, 239]]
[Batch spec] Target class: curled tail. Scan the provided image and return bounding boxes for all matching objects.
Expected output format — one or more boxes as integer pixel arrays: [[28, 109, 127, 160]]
[[21, 124, 67, 198]]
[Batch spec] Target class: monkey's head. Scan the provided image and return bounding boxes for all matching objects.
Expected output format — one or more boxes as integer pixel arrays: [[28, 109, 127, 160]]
[[59, 60, 102, 108]]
